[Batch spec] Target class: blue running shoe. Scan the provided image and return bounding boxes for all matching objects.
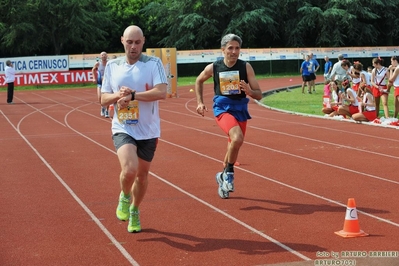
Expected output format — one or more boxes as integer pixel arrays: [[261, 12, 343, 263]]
[[215, 172, 229, 199], [222, 172, 234, 192]]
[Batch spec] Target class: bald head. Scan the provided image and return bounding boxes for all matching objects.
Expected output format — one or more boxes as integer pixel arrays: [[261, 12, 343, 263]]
[[121, 25, 146, 64], [123, 25, 144, 38]]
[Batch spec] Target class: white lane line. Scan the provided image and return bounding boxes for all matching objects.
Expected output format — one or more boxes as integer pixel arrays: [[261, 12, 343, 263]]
[[160, 119, 399, 186], [59, 108, 312, 261], [250, 125, 399, 160], [151, 171, 311, 261], [14, 96, 67, 127], [7, 90, 396, 264], [159, 137, 399, 228], [1, 110, 140, 266]]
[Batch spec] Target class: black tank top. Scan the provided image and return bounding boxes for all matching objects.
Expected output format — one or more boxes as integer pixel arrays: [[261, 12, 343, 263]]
[[213, 59, 248, 100]]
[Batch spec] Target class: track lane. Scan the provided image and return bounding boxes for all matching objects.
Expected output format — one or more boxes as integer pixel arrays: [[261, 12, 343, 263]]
[[1, 77, 398, 265]]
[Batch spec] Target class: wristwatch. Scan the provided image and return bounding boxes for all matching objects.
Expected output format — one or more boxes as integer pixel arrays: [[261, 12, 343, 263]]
[[131, 91, 136, 101]]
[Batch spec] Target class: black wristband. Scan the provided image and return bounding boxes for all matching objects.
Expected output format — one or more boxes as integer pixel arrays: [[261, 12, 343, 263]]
[[131, 91, 135, 101]]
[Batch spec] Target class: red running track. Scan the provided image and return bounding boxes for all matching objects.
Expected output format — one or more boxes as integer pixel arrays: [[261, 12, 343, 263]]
[[1, 77, 398, 266]]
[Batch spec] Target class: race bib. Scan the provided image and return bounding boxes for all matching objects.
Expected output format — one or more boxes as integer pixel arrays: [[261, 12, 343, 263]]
[[118, 100, 139, 124], [219, 71, 240, 95]]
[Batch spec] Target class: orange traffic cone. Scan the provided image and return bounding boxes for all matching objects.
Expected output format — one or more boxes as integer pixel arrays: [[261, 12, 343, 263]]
[[335, 198, 369, 238]]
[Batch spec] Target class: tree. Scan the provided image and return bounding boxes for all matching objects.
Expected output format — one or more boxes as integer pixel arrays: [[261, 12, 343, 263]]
[[1, 0, 399, 57], [368, 0, 399, 46], [279, 0, 380, 47], [0, 0, 114, 56], [106, 0, 157, 52], [142, 0, 278, 49]]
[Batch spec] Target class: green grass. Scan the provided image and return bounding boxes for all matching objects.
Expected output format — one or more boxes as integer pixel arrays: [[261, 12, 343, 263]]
[[262, 84, 326, 115], [262, 84, 396, 117]]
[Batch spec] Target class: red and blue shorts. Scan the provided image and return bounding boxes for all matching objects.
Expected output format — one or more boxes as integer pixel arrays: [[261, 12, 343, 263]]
[[215, 113, 247, 142]]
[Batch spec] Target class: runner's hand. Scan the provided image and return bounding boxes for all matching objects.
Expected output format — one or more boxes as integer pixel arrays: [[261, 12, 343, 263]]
[[119, 86, 132, 98], [240, 80, 251, 95], [196, 103, 208, 117], [117, 96, 130, 110]]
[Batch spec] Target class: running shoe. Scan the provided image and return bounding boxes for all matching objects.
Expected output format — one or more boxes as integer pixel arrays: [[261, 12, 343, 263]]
[[128, 207, 141, 233], [222, 172, 235, 192], [215, 172, 229, 199], [104, 110, 109, 118], [100, 107, 105, 116], [116, 192, 130, 221]]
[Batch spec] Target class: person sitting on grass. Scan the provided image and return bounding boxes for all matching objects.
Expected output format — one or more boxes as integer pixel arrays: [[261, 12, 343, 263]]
[[337, 79, 359, 118], [352, 83, 377, 122], [322, 80, 341, 116]]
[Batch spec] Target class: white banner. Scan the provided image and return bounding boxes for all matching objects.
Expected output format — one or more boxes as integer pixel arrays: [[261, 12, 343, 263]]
[[1, 46, 399, 75], [68, 53, 125, 69], [0, 70, 93, 86], [0, 55, 68, 73], [176, 46, 399, 63]]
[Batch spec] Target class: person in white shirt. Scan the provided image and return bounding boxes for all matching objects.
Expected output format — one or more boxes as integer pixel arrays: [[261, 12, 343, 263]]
[[349, 61, 367, 92], [101, 25, 168, 233], [388, 56, 399, 118], [92, 51, 109, 117], [322, 80, 342, 117], [371, 57, 390, 118], [330, 55, 350, 91], [352, 84, 377, 122], [365, 66, 373, 86], [4, 60, 16, 104], [337, 79, 360, 117]]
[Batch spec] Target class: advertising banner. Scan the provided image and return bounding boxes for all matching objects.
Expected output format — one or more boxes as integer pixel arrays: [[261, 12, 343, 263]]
[[0, 70, 93, 87], [68, 53, 125, 69], [175, 46, 399, 63], [0, 55, 68, 74]]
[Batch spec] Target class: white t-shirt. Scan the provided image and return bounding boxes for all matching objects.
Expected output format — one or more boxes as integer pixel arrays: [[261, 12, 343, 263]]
[[101, 55, 167, 140], [393, 66, 399, 87], [332, 90, 339, 103], [5, 65, 15, 83], [373, 67, 387, 86], [347, 88, 359, 107], [362, 70, 371, 86], [363, 92, 375, 112], [352, 67, 361, 84]]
